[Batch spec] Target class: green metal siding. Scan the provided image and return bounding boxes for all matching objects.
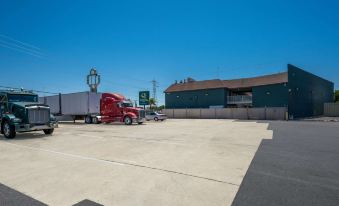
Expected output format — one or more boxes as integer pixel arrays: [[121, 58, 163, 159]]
[[252, 83, 289, 107], [165, 88, 227, 108], [288, 64, 334, 118]]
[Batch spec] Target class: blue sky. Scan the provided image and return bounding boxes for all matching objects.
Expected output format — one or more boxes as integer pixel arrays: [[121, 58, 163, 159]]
[[1, 0, 338, 105]]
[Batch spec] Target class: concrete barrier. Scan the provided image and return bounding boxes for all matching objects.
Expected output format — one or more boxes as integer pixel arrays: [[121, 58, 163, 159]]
[[201, 109, 216, 119], [248, 108, 266, 120], [173, 109, 187, 119], [324, 103, 339, 117], [266, 107, 288, 120], [232, 108, 248, 119], [215, 108, 232, 119], [163, 107, 287, 120], [187, 109, 201, 119]]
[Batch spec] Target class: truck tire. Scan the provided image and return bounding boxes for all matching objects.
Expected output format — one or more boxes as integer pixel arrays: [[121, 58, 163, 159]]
[[138, 122, 143, 125], [85, 116, 92, 124], [154, 117, 159, 121], [43, 129, 54, 135], [2, 121, 16, 139], [124, 116, 132, 125], [92, 117, 99, 124]]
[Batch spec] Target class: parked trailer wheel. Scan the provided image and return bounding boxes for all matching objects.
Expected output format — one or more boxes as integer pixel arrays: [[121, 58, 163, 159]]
[[43, 129, 54, 135], [2, 121, 16, 139], [124, 116, 132, 125], [85, 116, 92, 124]]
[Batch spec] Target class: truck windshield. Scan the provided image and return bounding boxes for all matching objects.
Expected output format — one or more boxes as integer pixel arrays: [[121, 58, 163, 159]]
[[122, 102, 134, 107], [8, 94, 38, 102]]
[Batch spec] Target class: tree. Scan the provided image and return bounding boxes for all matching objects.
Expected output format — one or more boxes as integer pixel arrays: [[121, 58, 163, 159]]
[[335, 90, 339, 103], [157, 105, 165, 110], [149, 98, 156, 109]]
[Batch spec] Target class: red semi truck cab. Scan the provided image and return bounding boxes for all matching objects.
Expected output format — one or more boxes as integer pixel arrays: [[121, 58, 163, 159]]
[[96, 93, 145, 125]]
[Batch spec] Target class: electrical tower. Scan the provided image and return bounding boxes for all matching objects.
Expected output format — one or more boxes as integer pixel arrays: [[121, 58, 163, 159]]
[[151, 79, 159, 101]]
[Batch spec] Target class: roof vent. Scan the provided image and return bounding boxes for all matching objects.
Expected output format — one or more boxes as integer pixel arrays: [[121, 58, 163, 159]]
[[187, 77, 195, 82]]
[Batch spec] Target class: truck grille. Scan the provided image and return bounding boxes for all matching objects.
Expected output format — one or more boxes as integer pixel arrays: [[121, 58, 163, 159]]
[[27, 107, 50, 124], [139, 110, 145, 118]]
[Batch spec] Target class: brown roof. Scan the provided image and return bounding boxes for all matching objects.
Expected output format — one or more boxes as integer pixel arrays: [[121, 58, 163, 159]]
[[164, 72, 288, 92]]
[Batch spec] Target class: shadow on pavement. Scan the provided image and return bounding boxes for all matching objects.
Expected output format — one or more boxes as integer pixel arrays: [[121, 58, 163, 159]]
[[232, 121, 339, 206], [0, 183, 47, 206], [0, 132, 48, 141], [0, 183, 103, 206]]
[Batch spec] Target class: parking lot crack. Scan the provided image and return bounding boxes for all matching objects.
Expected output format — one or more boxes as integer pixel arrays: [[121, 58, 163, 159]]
[[99, 158, 240, 186]]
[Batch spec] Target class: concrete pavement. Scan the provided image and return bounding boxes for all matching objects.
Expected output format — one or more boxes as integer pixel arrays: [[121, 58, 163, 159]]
[[0, 119, 272, 206]]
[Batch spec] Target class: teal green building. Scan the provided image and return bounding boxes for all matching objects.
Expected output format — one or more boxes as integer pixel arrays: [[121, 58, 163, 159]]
[[164, 64, 334, 118]]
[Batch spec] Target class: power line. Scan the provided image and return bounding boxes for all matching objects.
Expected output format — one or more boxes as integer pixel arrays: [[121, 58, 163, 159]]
[[0, 34, 42, 51], [0, 43, 43, 58], [0, 85, 58, 95], [0, 34, 45, 58], [0, 39, 43, 56]]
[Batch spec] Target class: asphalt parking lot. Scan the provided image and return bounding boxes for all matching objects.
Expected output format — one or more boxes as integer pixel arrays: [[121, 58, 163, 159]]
[[232, 121, 339, 206], [0, 119, 272, 206], [1, 120, 338, 206]]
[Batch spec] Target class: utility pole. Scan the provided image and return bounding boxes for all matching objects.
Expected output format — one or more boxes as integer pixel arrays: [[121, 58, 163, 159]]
[[151, 79, 159, 102]]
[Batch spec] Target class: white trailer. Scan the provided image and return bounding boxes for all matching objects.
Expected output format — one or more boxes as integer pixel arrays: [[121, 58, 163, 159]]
[[39, 92, 102, 122]]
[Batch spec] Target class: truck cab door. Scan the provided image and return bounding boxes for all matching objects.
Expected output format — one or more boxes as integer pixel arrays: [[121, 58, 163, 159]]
[[102, 97, 115, 116], [113, 102, 124, 117]]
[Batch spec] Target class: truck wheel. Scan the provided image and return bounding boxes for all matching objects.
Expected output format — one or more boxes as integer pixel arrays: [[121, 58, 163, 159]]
[[92, 117, 99, 124], [154, 117, 159, 121], [85, 116, 92, 124], [43, 129, 54, 135], [2, 121, 16, 139], [138, 122, 143, 125], [124, 116, 132, 125]]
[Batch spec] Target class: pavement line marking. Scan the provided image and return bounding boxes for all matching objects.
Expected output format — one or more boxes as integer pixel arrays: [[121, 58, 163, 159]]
[[252, 170, 339, 191], [75, 133, 186, 145], [2, 141, 240, 186], [2, 141, 125, 166]]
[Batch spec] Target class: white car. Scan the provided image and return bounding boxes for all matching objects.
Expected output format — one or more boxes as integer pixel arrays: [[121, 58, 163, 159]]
[[146, 111, 167, 121]]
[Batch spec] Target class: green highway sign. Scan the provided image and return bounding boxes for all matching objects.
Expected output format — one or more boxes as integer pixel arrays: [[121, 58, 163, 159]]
[[139, 91, 150, 105]]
